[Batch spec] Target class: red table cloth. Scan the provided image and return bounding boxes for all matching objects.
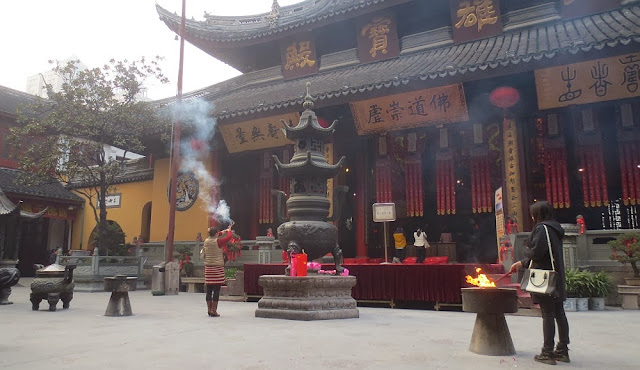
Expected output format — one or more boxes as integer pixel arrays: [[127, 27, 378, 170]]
[[243, 263, 504, 303]]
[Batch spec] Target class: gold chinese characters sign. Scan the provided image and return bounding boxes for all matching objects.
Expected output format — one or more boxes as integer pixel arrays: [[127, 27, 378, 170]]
[[280, 33, 319, 80], [450, 0, 502, 44], [219, 113, 299, 153], [503, 118, 523, 230], [349, 84, 469, 135], [357, 12, 400, 64], [535, 53, 640, 110]]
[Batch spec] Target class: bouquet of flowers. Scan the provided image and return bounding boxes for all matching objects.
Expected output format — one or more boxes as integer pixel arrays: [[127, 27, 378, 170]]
[[223, 232, 243, 262], [307, 261, 322, 272]]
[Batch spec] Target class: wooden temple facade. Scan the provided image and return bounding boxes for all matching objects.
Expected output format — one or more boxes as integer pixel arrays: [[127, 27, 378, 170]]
[[156, 0, 640, 263]]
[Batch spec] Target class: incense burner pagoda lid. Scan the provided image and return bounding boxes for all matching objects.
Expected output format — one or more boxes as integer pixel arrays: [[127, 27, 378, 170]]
[[35, 263, 66, 277]]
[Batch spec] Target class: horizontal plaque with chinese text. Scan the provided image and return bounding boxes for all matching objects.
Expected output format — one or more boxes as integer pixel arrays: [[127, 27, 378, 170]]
[[535, 53, 640, 110], [349, 84, 469, 135], [280, 33, 319, 80], [357, 12, 400, 64], [219, 113, 298, 153], [450, 0, 502, 44]]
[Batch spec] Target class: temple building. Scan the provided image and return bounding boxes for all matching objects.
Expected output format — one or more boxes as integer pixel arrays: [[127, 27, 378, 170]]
[[149, 0, 640, 263]]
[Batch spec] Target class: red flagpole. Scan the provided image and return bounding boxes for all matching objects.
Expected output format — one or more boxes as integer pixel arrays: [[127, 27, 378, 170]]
[[166, 0, 186, 262]]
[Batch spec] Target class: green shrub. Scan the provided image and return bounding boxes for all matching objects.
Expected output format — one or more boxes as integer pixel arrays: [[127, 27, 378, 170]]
[[225, 267, 239, 280]]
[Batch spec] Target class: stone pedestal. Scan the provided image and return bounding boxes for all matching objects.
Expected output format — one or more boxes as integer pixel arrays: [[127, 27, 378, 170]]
[[560, 223, 579, 271], [256, 236, 275, 264], [618, 285, 640, 310], [461, 288, 518, 356], [164, 261, 180, 295], [255, 275, 359, 321], [104, 275, 137, 316]]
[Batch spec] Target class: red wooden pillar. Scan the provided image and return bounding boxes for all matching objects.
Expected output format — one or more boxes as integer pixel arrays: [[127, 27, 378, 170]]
[[209, 150, 220, 228], [250, 159, 259, 239], [355, 150, 367, 258]]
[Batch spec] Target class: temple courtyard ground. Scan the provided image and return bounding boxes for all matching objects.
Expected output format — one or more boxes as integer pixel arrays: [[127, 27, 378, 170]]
[[1, 279, 638, 369]]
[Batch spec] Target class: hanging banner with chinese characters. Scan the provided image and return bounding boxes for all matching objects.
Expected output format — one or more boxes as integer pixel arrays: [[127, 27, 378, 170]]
[[535, 53, 640, 110], [503, 117, 523, 229], [324, 142, 334, 218], [280, 33, 319, 80], [349, 84, 469, 135], [450, 0, 502, 44], [357, 12, 400, 64], [560, 0, 619, 18], [219, 113, 298, 153], [21, 203, 75, 220]]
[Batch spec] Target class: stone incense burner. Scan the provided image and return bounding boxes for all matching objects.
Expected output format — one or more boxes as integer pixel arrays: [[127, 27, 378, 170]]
[[272, 83, 346, 275], [30, 263, 76, 311]]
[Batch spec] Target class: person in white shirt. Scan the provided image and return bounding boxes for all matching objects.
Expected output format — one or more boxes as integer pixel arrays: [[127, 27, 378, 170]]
[[413, 228, 430, 263]]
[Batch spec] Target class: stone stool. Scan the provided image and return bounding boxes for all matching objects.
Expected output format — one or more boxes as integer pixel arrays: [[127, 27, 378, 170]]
[[104, 275, 137, 316]]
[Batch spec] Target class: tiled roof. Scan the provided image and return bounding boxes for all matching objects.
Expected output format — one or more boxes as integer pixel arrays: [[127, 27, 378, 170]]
[[0, 168, 83, 204], [155, 6, 640, 120], [156, 0, 403, 43], [0, 85, 38, 117]]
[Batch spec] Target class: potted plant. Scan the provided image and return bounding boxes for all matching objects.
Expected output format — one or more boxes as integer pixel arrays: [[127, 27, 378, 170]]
[[608, 232, 640, 286], [588, 271, 613, 311], [564, 269, 579, 312], [573, 270, 591, 311]]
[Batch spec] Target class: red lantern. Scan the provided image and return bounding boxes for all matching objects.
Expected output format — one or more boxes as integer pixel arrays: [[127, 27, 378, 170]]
[[490, 87, 520, 109], [317, 117, 330, 129]]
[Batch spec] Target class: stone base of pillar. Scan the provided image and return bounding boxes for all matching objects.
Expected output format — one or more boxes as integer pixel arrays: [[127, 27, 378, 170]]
[[255, 275, 359, 321], [618, 285, 640, 310]]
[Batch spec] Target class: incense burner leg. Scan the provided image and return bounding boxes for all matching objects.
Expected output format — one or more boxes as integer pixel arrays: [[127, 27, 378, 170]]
[[47, 293, 60, 312], [469, 313, 516, 356], [332, 244, 344, 274]]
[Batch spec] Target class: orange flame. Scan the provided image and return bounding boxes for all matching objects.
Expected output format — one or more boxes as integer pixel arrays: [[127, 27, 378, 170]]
[[465, 268, 496, 287]]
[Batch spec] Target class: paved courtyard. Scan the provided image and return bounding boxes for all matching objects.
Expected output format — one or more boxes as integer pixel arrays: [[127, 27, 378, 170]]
[[1, 280, 638, 369]]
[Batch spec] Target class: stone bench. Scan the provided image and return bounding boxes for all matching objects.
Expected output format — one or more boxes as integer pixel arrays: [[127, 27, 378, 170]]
[[181, 277, 205, 293]]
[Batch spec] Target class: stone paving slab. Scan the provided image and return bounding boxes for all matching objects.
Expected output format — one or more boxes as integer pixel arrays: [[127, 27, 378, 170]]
[[1, 283, 638, 369]]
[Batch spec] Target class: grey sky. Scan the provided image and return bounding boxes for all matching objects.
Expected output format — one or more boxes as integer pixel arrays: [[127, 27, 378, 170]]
[[0, 0, 303, 100]]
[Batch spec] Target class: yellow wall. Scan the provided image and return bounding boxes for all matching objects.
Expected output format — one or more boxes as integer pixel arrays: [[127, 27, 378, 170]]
[[148, 158, 210, 243], [71, 158, 211, 250]]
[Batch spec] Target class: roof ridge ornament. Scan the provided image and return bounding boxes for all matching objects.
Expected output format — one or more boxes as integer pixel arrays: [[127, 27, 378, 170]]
[[303, 82, 313, 110], [267, 0, 280, 28]]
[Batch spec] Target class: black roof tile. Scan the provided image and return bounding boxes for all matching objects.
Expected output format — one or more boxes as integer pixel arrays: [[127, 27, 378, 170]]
[[0, 168, 83, 204]]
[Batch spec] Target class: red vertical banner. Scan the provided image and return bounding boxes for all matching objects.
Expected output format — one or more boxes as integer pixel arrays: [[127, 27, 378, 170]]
[[580, 151, 590, 207], [483, 158, 490, 212], [417, 160, 424, 216], [620, 143, 630, 205], [561, 149, 570, 208], [405, 160, 412, 216], [631, 143, 640, 205], [259, 152, 273, 224], [436, 160, 442, 215], [471, 159, 477, 213]]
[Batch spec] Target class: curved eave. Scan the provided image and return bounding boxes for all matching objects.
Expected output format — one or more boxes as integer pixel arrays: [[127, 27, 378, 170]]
[[284, 113, 337, 139], [273, 153, 345, 178], [156, 0, 404, 45], [152, 6, 640, 120]]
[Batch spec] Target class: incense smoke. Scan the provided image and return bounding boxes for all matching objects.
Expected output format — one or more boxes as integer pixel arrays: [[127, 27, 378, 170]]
[[171, 99, 232, 224]]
